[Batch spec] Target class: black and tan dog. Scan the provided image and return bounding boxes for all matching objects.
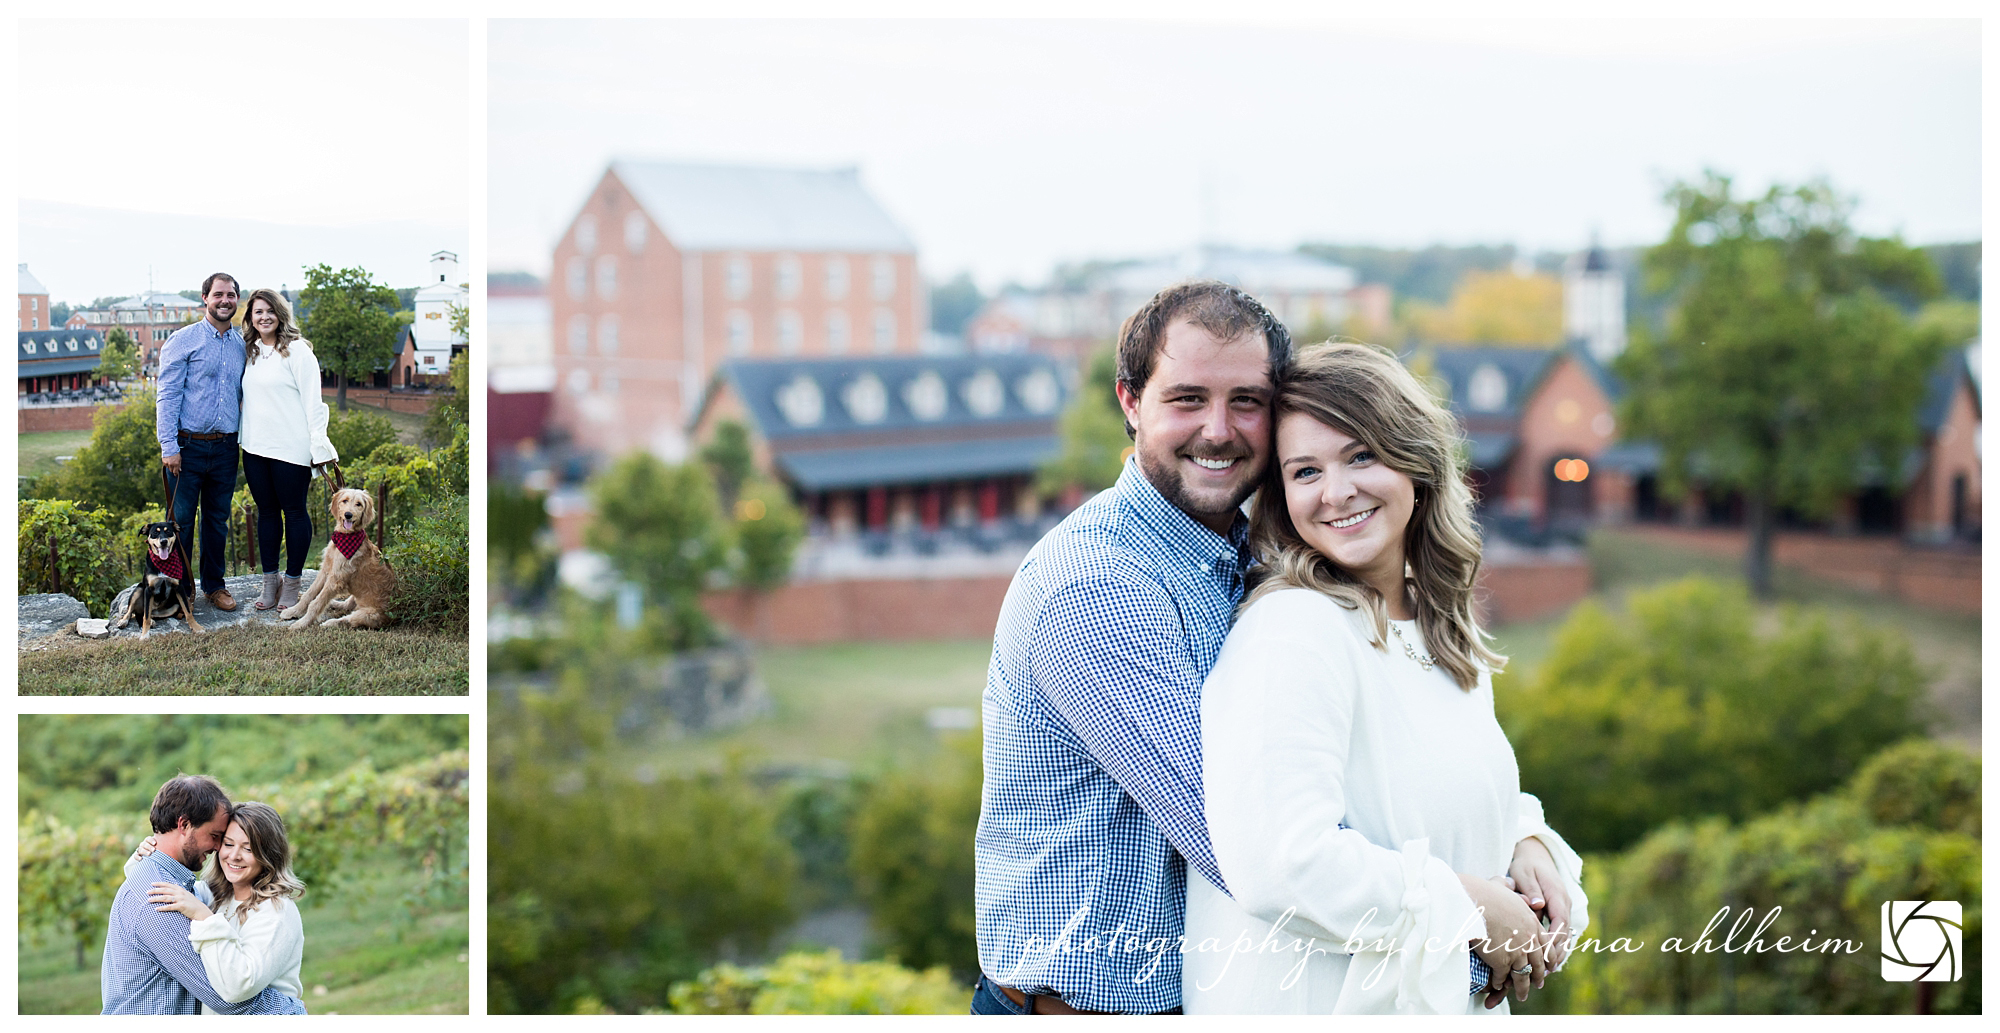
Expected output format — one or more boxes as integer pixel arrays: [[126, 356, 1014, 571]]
[[111, 520, 206, 640]]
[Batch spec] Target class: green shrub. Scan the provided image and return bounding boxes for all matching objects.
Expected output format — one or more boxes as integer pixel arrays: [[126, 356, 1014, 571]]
[[18, 499, 126, 616], [586, 453, 732, 652], [327, 407, 398, 466], [31, 389, 166, 518], [386, 488, 469, 631], [849, 733, 981, 976], [1499, 577, 1929, 853], [669, 949, 967, 1014], [1522, 741, 1980, 1015], [732, 477, 806, 591]]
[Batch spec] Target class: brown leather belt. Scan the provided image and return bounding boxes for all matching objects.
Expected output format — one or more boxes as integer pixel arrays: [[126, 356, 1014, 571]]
[[997, 984, 1099, 1015], [179, 431, 232, 441]]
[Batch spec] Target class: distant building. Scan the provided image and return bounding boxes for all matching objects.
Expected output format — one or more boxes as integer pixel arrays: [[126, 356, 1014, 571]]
[[18, 328, 108, 395], [71, 291, 201, 373], [687, 353, 1069, 539], [18, 264, 50, 331], [963, 245, 1388, 366], [551, 160, 926, 461], [1891, 347, 1980, 542], [489, 273, 555, 468], [390, 250, 469, 386], [1562, 242, 1626, 363]]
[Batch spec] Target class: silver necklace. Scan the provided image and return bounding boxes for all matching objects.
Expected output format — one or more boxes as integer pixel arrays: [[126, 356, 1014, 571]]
[[1389, 622, 1435, 671]]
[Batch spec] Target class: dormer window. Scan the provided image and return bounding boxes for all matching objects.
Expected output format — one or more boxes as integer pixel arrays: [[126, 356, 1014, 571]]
[[1468, 364, 1507, 412]]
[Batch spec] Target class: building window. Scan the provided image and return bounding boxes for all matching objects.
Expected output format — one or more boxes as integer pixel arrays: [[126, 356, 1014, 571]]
[[567, 368, 591, 394], [728, 310, 753, 356], [568, 315, 590, 354], [575, 214, 598, 253], [873, 308, 896, 354], [602, 374, 619, 395], [624, 211, 648, 254], [595, 255, 618, 299], [30, 318, 38, 329], [777, 310, 803, 355], [825, 257, 849, 299], [826, 310, 849, 354], [872, 256, 896, 300], [776, 255, 802, 300], [1468, 364, 1507, 412], [566, 257, 587, 300], [598, 314, 620, 355], [727, 255, 751, 300]]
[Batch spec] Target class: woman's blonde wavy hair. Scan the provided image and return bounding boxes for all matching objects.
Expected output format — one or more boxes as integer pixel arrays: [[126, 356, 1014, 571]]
[[1244, 341, 1505, 689], [202, 801, 307, 922], [242, 288, 300, 364]]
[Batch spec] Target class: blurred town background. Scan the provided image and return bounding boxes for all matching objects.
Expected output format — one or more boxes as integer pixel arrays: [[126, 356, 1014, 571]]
[[483, 19, 1980, 1015]]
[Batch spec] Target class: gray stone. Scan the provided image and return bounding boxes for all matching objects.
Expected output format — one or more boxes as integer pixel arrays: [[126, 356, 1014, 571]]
[[104, 570, 321, 638], [77, 618, 111, 639], [18, 593, 89, 642]]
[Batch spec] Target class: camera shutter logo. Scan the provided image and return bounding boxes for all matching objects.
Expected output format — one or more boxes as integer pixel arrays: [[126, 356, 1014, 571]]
[[1880, 901, 1962, 982]]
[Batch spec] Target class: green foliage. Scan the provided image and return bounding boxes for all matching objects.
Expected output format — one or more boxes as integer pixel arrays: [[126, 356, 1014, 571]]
[[386, 487, 469, 631], [299, 264, 402, 411], [1036, 347, 1130, 498], [849, 733, 981, 976], [327, 406, 399, 466], [17, 814, 134, 969], [30, 387, 171, 519], [732, 478, 806, 591], [422, 350, 470, 448], [1847, 738, 1980, 837], [99, 326, 139, 382], [586, 453, 732, 651], [1499, 577, 1929, 854], [1616, 172, 1950, 594], [699, 420, 755, 507], [489, 481, 548, 567], [928, 272, 987, 336], [488, 677, 797, 1013], [1525, 742, 1980, 1015], [669, 949, 966, 1014], [18, 499, 126, 616]]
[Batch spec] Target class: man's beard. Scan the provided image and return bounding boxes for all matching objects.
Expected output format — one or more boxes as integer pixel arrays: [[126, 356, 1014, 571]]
[[1135, 443, 1260, 525], [208, 303, 236, 324], [175, 839, 205, 870]]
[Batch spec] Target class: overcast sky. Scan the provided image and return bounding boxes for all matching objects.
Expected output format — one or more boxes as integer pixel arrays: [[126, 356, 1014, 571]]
[[17, 19, 469, 302], [490, 17, 1980, 290]]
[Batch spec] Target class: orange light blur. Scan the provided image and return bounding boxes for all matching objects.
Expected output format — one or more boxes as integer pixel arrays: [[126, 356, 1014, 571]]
[[1553, 458, 1591, 482]]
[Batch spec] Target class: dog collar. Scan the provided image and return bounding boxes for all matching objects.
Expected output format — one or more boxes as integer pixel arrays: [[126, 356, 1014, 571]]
[[332, 530, 368, 558], [152, 552, 184, 581]]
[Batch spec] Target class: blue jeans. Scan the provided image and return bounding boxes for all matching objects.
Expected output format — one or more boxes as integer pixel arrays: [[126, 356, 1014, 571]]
[[168, 434, 239, 594], [968, 975, 1180, 1015]]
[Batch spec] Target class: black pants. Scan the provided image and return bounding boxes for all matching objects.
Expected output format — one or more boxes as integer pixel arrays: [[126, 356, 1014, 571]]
[[241, 451, 313, 578]]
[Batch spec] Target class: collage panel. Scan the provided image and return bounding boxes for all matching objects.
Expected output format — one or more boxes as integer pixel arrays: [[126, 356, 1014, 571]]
[[18, 714, 471, 1014], [16, 19, 471, 696], [484, 17, 1981, 1018]]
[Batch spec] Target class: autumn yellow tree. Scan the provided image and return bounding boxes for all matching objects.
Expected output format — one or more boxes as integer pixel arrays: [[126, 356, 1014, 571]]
[[1406, 270, 1564, 345]]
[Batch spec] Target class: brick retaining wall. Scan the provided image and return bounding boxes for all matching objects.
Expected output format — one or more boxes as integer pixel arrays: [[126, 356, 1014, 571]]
[[322, 387, 441, 415], [1618, 525, 1980, 614], [19, 403, 114, 433]]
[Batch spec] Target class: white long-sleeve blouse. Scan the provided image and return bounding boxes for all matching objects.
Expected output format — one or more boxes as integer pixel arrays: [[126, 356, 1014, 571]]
[[1183, 587, 1587, 1015], [122, 851, 307, 1011], [240, 337, 338, 469]]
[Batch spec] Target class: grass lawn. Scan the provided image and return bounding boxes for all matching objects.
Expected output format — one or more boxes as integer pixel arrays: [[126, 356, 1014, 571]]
[[18, 429, 95, 482], [19, 855, 468, 1014], [329, 398, 429, 445], [18, 622, 469, 696], [652, 528, 1978, 769]]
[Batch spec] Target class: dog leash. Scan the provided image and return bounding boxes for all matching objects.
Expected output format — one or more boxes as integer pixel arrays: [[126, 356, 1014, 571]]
[[156, 464, 195, 583]]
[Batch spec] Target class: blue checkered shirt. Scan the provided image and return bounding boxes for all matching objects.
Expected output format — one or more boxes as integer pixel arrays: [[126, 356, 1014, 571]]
[[101, 850, 306, 1014], [156, 317, 245, 458], [975, 460, 1494, 1011]]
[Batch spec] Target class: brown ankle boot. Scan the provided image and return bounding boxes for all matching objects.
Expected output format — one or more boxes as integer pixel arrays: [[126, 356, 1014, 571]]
[[279, 575, 302, 609], [254, 571, 283, 611]]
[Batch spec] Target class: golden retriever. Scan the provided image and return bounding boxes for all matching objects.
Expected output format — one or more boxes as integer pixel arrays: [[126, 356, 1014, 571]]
[[282, 487, 395, 630]]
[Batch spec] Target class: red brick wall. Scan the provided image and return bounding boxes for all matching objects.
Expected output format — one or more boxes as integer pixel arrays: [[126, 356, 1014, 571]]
[[705, 558, 1594, 645], [1508, 356, 1620, 520], [19, 292, 49, 331], [320, 387, 438, 415], [19, 403, 114, 433], [1903, 378, 1981, 539], [1619, 525, 1979, 614]]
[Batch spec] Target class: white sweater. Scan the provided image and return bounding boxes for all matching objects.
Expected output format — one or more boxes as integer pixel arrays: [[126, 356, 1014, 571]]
[[187, 896, 306, 1011], [240, 337, 338, 469], [1183, 588, 1588, 1014]]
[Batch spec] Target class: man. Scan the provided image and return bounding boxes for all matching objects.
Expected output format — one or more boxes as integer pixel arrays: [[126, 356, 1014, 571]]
[[101, 774, 305, 1014], [156, 272, 248, 611], [972, 281, 1567, 1014]]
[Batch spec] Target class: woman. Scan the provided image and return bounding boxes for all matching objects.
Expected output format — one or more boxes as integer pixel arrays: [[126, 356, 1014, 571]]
[[1182, 342, 1588, 1014], [239, 288, 338, 612], [132, 803, 307, 1010]]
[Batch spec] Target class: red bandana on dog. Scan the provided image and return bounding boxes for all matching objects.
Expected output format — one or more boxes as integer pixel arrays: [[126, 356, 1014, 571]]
[[332, 530, 368, 559], [152, 551, 185, 581]]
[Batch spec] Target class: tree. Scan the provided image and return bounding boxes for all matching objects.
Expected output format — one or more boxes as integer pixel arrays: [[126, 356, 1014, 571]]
[[423, 351, 470, 447], [698, 421, 755, 509], [586, 453, 733, 651], [731, 478, 806, 592], [1616, 173, 1949, 595], [32, 387, 168, 518], [50, 301, 73, 325], [928, 272, 987, 336], [97, 327, 138, 383], [1405, 269, 1565, 345], [1036, 347, 1130, 499], [298, 264, 402, 413]]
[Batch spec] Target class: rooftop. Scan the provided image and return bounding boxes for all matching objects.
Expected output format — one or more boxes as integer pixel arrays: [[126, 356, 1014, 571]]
[[609, 160, 917, 253]]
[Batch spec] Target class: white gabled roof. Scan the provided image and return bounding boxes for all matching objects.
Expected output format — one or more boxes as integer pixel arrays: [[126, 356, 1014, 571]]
[[19, 263, 49, 296], [609, 160, 916, 253]]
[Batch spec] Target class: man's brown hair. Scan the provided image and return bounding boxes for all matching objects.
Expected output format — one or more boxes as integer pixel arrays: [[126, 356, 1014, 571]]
[[149, 774, 230, 834], [1114, 280, 1293, 438]]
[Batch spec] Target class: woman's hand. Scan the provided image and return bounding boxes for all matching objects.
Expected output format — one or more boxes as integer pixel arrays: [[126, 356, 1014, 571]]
[[147, 882, 214, 922], [1460, 874, 1548, 1009], [1508, 836, 1573, 976], [132, 835, 158, 860]]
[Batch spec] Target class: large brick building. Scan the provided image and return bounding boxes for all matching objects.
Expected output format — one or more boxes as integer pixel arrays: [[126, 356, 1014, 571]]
[[70, 291, 202, 374], [550, 161, 925, 461], [18, 264, 51, 331]]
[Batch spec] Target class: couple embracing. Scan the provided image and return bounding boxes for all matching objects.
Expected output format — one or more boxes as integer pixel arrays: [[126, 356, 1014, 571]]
[[102, 774, 307, 1014], [156, 272, 338, 615], [974, 281, 1588, 1015]]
